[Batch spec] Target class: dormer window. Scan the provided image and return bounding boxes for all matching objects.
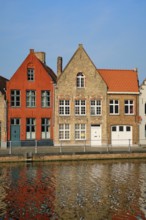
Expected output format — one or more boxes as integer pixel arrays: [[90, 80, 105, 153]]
[[76, 72, 85, 88], [27, 68, 34, 81]]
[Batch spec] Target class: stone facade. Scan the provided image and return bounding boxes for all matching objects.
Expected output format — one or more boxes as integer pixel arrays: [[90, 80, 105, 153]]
[[139, 79, 146, 145], [0, 76, 8, 148], [0, 93, 7, 148], [54, 44, 107, 146]]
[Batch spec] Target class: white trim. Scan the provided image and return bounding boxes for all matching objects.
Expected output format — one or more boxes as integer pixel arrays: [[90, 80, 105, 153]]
[[107, 92, 139, 94]]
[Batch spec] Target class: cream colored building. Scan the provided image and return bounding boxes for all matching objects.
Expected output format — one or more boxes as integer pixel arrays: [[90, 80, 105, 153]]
[[139, 79, 146, 145], [54, 44, 107, 146], [0, 76, 8, 148]]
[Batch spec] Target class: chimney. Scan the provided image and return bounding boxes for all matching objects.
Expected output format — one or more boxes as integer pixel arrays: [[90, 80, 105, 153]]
[[133, 67, 138, 72], [35, 52, 46, 64], [57, 56, 63, 77], [30, 49, 34, 53]]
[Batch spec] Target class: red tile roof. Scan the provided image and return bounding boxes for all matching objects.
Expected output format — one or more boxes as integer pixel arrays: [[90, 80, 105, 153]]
[[98, 69, 139, 93]]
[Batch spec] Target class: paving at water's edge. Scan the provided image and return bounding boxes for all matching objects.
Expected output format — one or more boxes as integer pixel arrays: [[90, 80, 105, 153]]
[[0, 146, 146, 162]]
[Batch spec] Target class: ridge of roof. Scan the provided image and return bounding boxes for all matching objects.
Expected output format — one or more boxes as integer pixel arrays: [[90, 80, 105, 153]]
[[97, 68, 137, 72], [34, 54, 57, 83]]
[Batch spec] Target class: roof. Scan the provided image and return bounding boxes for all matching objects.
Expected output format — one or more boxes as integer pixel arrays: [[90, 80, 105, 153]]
[[39, 60, 57, 83], [98, 69, 139, 93], [0, 76, 9, 94], [32, 51, 57, 83]]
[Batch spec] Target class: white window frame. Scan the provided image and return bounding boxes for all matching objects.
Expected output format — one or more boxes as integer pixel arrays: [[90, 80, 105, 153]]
[[26, 90, 36, 107], [27, 68, 34, 81], [41, 118, 50, 139], [11, 90, 20, 107], [75, 124, 86, 140], [59, 124, 70, 140], [59, 100, 70, 115], [90, 100, 102, 116], [75, 100, 86, 115], [124, 100, 134, 115], [26, 118, 36, 140], [109, 100, 119, 115], [41, 90, 50, 107], [76, 72, 85, 88]]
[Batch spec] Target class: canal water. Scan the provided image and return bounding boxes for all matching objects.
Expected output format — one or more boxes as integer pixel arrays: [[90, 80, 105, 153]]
[[0, 160, 146, 220]]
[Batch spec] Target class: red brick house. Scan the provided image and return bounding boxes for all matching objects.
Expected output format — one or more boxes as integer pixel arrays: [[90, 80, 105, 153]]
[[6, 49, 56, 146]]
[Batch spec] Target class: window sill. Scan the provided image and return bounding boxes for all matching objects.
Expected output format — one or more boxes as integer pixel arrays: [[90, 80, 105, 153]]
[[59, 115, 70, 116], [91, 115, 102, 116], [59, 139, 70, 141]]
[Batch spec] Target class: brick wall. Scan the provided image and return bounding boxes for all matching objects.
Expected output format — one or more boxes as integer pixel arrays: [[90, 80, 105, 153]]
[[54, 45, 107, 146]]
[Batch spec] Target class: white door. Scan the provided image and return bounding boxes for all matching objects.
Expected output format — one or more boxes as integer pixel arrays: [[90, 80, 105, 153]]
[[91, 125, 101, 146], [111, 125, 132, 146]]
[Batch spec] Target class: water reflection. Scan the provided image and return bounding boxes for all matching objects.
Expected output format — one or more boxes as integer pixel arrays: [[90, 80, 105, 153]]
[[0, 160, 146, 219]]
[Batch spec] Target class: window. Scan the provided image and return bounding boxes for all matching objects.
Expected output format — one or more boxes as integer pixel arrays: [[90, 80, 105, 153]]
[[11, 118, 20, 125], [126, 126, 131, 132], [75, 124, 86, 140], [26, 118, 36, 139], [11, 90, 20, 107], [26, 90, 36, 107], [41, 91, 50, 107], [59, 100, 70, 115], [125, 100, 134, 114], [59, 124, 70, 140], [41, 118, 50, 139], [119, 126, 124, 132], [75, 100, 86, 115], [109, 100, 119, 114], [27, 68, 34, 81], [90, 100, 101, 115], [112, 126, 116, 132], [76, 72, 85, 88]]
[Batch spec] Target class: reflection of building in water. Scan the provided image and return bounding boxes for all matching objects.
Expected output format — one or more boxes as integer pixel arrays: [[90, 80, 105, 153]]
[[110, 161, 145, 219], [55, 161, 145, 219], [4, 163, 57, 219], [139, 163, 146, 217], [0, 167, 8, 216], [54, 162, 113, 219]]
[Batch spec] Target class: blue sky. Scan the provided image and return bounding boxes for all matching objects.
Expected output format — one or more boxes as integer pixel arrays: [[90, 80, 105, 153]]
[[0, 0, 146, 83]]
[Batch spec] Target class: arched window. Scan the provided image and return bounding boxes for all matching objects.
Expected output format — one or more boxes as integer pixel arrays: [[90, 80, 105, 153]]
[[76, 72, 85, 88]]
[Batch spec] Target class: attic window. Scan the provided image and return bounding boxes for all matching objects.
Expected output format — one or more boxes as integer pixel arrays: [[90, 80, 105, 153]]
[[76, 72, 85, 88], [27, 68, 34, 81]]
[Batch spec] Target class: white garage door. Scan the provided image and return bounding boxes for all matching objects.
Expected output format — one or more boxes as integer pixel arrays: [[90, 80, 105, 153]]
[[111, 125, 132, 146]]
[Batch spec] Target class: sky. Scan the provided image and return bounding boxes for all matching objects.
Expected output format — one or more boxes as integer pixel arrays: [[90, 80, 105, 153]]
[[0, 0, 146, 83]]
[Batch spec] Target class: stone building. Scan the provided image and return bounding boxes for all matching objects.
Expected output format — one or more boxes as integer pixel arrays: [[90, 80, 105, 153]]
[[139, 79, 146, 145], [0, 76, 8, 148], [6, 49, 56, 146], [54, 44, 107, 146], [54, 45, 139, 147]]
